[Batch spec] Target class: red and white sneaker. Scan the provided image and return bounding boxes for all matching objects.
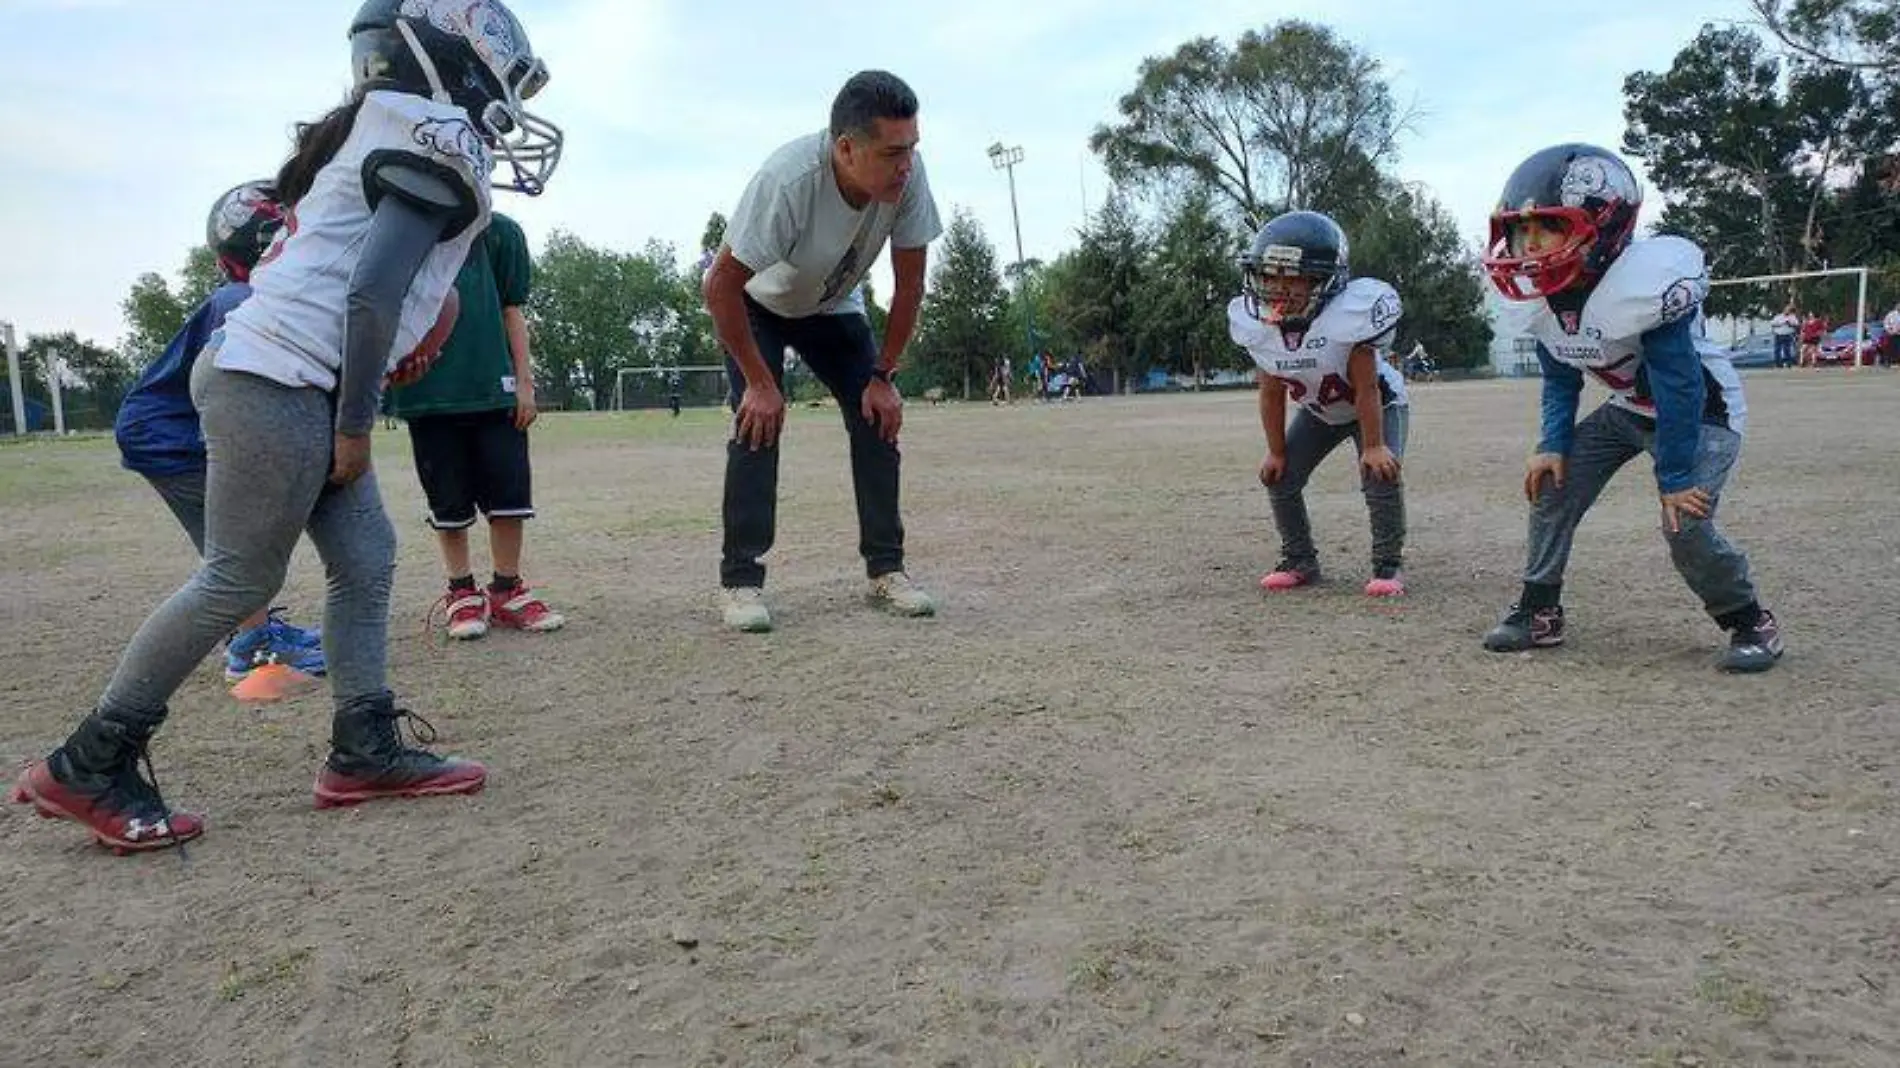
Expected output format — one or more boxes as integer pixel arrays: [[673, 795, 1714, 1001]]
[[489, 583, 565, 632], [10, 754, 205, 855], [432, 585, 490, 640], [1260, 558, 1321, 592]]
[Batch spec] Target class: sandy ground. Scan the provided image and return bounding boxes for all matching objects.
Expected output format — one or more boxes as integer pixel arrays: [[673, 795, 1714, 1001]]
[[2, 372, 1897, 1067]]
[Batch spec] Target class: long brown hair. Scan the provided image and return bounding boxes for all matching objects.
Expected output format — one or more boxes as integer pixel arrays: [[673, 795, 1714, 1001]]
[[275, 90, 369, 209]]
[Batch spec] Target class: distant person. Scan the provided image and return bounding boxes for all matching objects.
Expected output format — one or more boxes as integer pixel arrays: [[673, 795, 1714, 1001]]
[[1799, 311, 1827, 368], [1769, 303, 1799, 368], [1061, 356, 1086, 400], [989, 356, 1012, 405], [1882, 303, 1900, 369]]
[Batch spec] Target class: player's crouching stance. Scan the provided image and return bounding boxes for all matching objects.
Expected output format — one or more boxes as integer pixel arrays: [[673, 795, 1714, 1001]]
[[1229, 211, 1411, 598], [1478, 143, 1783, 672], [9, 0, 563, 854]]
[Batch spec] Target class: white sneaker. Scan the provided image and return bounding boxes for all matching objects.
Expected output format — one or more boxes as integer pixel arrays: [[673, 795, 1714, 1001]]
[[718, 586, 773, 632], [868, 572, 937, 617]]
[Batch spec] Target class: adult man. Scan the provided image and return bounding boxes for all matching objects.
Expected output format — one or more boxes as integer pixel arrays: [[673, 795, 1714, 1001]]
[[1768, 303, 1799, 368], [388, 211, 565, 640], [701, 70, 943, 632], [1882, 302, 1899, 369]]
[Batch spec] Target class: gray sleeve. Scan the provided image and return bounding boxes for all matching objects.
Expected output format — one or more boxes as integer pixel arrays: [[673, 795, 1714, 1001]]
[[725, 167, 799, 272], [892, 157, 943, 249], [336, 195, 456, 435]]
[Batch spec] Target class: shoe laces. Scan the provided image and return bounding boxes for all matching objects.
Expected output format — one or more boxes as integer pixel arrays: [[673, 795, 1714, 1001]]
[[383, 706, 441, 754], [424, 589, 482, 638]]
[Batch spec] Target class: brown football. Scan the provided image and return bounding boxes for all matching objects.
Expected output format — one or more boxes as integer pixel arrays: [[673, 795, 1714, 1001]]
[[385, 287, 461, 388]]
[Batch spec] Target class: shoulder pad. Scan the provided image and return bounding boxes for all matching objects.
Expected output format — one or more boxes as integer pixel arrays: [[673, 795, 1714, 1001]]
[[1319, 277, 1403, 344], [1228, 296, 1273, 349], [1585, 236, 1709, 340], [362, 151, 481, 240], [362, 91, 494, 179]]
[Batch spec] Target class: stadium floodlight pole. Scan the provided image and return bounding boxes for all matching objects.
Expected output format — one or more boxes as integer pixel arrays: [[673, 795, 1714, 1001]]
[[47, 342, 66, 434], [987, 141, 1035, 368], [2, 320, 23, 435], [1710, 265, 1871, 369]]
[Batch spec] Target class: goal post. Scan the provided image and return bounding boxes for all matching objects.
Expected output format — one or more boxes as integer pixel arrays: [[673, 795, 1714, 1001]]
[[1709, 265, 1871, 368], [612, 365, 730, 411]]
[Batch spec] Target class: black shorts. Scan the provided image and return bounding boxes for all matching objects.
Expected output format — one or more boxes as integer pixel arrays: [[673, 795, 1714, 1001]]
[[405, 409, 533, 530]]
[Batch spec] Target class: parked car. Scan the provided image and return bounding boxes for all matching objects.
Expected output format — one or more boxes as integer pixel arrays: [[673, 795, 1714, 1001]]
[[1816, 322, 1888, 366], [1721, 333, 1779, 369]]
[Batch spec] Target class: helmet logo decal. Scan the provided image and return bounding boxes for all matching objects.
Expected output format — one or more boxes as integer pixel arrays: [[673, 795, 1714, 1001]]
[[398, 0, 522, 72], [213, 185, 280, 242], [1559, 156, 1636, 208], [413, 116, 493, 173]]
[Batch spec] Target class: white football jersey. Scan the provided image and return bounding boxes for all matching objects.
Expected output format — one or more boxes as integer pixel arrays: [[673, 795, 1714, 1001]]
[[1506, 235, 1746, 433], [1228, 277, 1408, 426], [216, 91, 493, 390]]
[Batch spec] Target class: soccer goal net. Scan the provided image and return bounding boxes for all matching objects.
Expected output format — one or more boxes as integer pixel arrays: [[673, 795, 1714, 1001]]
[[1707, 265, 1873, 368], [612, 365, 729, 411]]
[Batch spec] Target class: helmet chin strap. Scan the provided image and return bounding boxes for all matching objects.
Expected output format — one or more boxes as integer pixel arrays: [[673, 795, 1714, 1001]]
[[396, 19, 454, 105]]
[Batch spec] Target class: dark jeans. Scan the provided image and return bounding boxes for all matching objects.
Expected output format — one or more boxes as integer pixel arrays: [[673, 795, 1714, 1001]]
[[1773, 335, 1795, 367], [720, 295, 904, 588]]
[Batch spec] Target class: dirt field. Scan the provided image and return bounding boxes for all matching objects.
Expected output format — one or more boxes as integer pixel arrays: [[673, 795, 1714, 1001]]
[[2, 372, 1897, 1067]]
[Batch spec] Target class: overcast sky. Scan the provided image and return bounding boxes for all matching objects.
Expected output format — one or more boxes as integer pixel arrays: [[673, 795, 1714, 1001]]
[[0, 0, 1750, 348]]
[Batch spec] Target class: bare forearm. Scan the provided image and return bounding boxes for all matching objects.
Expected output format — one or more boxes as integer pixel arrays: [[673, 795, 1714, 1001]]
[[704, 267, 772, 388], [1348, 348, 1385, 449], [1354, 391, 1385, 449], [880, 282, 923, 372]]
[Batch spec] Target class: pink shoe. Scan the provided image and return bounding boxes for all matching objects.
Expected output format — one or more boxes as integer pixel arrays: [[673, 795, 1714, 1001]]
[[1364, 564, 1406, 598], [1260, 559, 1320, 591], [488, 582, 566, 632]]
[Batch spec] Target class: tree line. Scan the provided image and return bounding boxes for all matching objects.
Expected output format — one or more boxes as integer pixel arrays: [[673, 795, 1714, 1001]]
[[10, 10, 1895, 427]]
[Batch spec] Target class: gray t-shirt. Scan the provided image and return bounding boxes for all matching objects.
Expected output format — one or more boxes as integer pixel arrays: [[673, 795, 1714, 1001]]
[[726, 129, 943, 319]]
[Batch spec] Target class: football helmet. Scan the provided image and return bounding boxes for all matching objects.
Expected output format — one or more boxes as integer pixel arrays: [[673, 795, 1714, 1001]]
[[1239, 210, 1351, 335], [206, 180, 286, 283], [349, 0, 562, 195], [1484, 143, 1641, 300]]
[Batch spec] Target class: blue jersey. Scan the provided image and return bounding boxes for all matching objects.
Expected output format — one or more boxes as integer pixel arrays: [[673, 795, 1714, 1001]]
[[114, 283, 249, 478]]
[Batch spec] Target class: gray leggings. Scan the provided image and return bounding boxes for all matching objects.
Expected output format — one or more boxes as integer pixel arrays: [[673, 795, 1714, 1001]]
[[96, 357, 396, 728], [1268, 405, 1410, 567]]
